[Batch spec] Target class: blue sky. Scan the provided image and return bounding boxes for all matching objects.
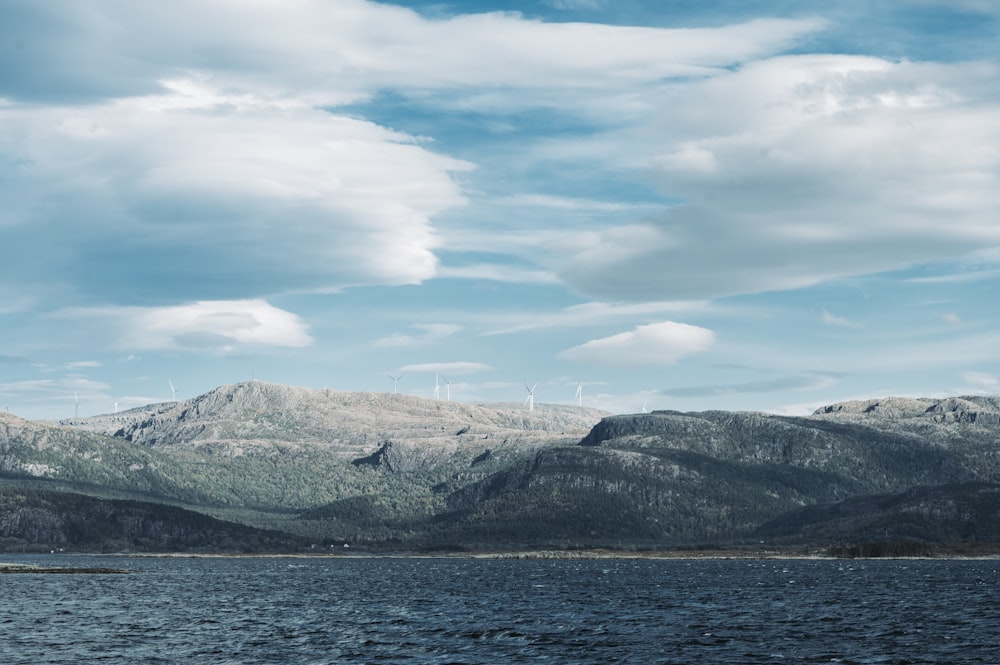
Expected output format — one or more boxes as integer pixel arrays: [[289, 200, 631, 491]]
[[2, 0, 1000, 420]]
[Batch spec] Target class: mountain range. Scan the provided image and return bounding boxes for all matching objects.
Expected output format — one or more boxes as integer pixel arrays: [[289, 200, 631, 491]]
[[2, 383, 999, 553]]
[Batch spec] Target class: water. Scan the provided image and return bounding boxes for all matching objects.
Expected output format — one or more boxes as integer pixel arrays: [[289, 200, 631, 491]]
[[1, 555, 998, 664]]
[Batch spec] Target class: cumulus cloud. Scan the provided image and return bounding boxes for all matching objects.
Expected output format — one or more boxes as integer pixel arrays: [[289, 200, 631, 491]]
[[63, 300, 313, 352], [557, 321, 715, 367], [558, 55, 1000, 301]]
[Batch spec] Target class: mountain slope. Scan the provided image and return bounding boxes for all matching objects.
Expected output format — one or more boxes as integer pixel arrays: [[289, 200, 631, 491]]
[[5, 387, 1000, 551]]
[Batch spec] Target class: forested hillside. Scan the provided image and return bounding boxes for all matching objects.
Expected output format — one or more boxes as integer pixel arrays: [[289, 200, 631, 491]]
[[3, 384, 1000, 552]]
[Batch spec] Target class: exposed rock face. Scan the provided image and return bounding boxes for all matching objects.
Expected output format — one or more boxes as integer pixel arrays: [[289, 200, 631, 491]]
[[101, 381, 607, 454], [352, 441, 449, 474]]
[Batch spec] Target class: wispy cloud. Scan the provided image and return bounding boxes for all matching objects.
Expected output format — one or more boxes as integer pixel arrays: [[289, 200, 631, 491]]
[[960, 371, 1000, 392], [65, 360, 102, 370], [374, 324, 463, 348], [544, 0, 602, 10], [487, 301, 714, 335], [821, 310, 861, 328], [661, 373, 840, 398], [397, 362, 493, 375]]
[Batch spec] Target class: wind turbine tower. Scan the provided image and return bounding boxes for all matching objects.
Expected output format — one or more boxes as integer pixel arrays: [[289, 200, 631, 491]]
[[575, 380, 583, 407], [433, 372, 441, 400], [442, 375, 451, 401], [525, 382, 537, 412], [642, 399, 648, 414], [114, 398, 119, 414], [169, 380, 177, 402], [74, 392, 79, 419], [388, 374, 404, 394]]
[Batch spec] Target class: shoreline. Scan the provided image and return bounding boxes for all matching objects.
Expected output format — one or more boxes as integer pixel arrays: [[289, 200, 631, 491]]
[[9, 545, 1000, 563]]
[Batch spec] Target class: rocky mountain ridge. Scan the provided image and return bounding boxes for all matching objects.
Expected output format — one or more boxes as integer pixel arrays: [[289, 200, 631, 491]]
[[3, 386, 1000, 552]]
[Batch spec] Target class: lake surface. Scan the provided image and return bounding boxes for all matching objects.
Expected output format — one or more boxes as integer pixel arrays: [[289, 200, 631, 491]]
[[1, 555, 998, 664]]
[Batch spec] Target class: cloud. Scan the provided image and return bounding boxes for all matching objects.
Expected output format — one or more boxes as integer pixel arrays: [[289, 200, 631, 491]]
[[661, 373, 839, 397], [397, 361, 493, 375], [0, 3, 824, 105], [65, 361, 102, 370], [434, 265, 561, 285], [0, 377, 110, 402], [941, 312, 963, 326], [62, 300, 313, 352], [558, 55, 1000, 301], [544, 0, 602, 10], [557, 321, 715, 367], [487, 300, 713, 334], [0, 3, 830, 308], [0, 90, 469, 301], [374, 324, 463, 348], [961, 371, 1000, 391], [821, 310, 861, 328]]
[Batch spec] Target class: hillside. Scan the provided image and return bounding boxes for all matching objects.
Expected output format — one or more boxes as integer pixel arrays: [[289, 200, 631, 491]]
[[2, 382, 609, 550], [4, 385, 1000, 552], [427, 397, 1000, 549]]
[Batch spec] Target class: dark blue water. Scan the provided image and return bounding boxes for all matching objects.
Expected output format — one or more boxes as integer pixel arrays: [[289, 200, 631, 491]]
[[1, 555, 997, 664]]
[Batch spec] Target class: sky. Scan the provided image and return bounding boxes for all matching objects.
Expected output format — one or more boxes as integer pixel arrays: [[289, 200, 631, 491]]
[[2, 0, 1000, 420]]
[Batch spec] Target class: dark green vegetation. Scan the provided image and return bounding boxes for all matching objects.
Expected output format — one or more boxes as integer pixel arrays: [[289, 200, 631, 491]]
[[2, 385, 1000, 553]]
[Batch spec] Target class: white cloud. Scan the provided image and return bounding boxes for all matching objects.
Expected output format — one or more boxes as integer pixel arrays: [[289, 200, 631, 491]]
[[374, 324, 463, 348], [544, 0, 602, 10], [0, 91, 469, 297], [63, 300, 313, 352], [435, 265, 561, 285], [499, 194, 645, 212], [0, 3, 831, 306], [487, 300, 714, 334], [821, 310, 861, 328], [557, 321, 715, 367], [65, 361, 102, 370], [558, 55, 1000, 301], [4, 2, 824, 103], [961, 371, 1000, 392], [0, 377, 110, 402], [397, 361, 493, 375], [942, 312, 964, 326], [662, 373, 839, 397]]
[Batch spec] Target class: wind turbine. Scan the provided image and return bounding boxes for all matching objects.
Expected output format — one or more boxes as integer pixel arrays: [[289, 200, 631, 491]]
[[74, 392, 79, 419], [433, 372, 441, 400], [524, 382, 537, 412], [388, 374, 404, 394], [169, 380, 177, 402], [114, 397, 120, 414], [442, 375, 451, 401], [575, 380, 583, 407], [642, 399, 648, 414]]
